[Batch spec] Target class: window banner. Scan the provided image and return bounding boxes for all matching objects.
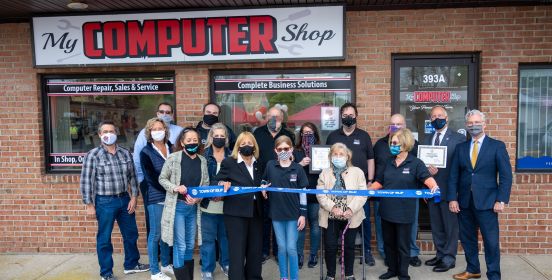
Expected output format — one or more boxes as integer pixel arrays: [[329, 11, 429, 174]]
[[32, 5, 345, 67], [46, 79, 175, 96]]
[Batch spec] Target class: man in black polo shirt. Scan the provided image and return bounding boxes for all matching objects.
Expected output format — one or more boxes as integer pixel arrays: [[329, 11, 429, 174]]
[[325, 102, 376, 266], [253, 106, 296, 262], [373, 114, 421, 267]]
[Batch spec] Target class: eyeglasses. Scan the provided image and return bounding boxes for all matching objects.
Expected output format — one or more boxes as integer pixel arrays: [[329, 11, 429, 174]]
[[158, 110, 172, 114], [390, 141, 400, 145], [276, 147, 291, 152]]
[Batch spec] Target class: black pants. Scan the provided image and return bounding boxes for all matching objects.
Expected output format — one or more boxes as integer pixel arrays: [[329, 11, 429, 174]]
[[323, 219, 359, 278], [382, 219, 411, 280], [224, 214, 263, 280]]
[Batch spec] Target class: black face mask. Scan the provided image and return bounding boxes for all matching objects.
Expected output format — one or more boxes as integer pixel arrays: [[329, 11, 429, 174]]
[[431, 118, 447, 130], [239, 145, 254, 156], [184, 143, 199, 155], [203, 114, 219, 126], [212, 138, 226, 148], [342, 116, 356, 127]]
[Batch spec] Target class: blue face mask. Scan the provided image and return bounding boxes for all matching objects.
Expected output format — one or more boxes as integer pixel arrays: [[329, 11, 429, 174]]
[[389, 145, 401, 156], [331, 157, 347, 169], [431, 118, 447, 130]]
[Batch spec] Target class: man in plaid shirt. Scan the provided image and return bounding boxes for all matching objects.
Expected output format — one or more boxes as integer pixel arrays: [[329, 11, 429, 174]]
[[80, 121, 149, 280]]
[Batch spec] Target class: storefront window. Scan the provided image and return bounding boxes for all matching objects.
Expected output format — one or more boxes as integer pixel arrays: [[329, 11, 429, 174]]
[[392, 54, 479, 231], [43, 74, 175, 173], [211, 69, 354, 143], [517, 65, 552, 172]]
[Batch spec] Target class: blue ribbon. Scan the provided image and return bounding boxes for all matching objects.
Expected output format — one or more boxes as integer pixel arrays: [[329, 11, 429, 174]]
[[187, 185, 441, 202]]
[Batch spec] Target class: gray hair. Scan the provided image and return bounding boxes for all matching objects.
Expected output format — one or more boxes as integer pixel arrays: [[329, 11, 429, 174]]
[[205, 123, 229, 148], [465, 109, 486, 122], [431, 105, 448, 117]]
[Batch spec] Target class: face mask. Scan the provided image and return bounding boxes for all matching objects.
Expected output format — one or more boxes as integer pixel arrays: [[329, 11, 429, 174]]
[[277, 151, 291, 161], [342, 116, 356, 127], [239, 145, 254, 157], [388, 125, 401, 134], [203, 114, 219, 126], [389, 145, 401, 156], [151, 131, 165, 142], [466, 124, 483, 137], [184, 143, 199, 155], [268, 116, 279, 132], [431, 118, 447, 130], [159, 114, 173, 124], [100, 133, 117, 145], [212, 137, 226, 148], [331, 157, 347, 169], [302, 133, 316, 146]]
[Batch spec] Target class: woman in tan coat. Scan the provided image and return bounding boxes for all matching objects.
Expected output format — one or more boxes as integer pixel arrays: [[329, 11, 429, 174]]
[[317, 142, 368, 280], [159, 127, 209, 280]]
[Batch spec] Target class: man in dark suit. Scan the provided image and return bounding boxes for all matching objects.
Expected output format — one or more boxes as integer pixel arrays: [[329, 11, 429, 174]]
[[448, 110, 512, 280], [423, 106, 465, 273]]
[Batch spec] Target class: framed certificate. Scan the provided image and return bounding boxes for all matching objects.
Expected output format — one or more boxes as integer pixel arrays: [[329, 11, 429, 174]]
[[417, 145, 448, 168], [309, 145, 331, 174]]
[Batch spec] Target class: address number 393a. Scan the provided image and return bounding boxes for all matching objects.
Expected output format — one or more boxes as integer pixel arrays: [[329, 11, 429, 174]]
[[422, 74, 446, 84]]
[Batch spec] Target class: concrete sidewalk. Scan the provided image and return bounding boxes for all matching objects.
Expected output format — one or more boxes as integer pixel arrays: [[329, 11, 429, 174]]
[[0, 253, 551, 280]]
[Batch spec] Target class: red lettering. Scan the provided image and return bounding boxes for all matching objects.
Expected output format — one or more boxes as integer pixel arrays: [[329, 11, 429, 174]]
[[182, 19, 207, 56], [228, 17, 248, 54], [207, 18, 227, 55], [127, 20, 157, 57], [249, 16, 277, 53], [414, 91, 451, 103], [157, 19, 181, 56], [103, 22, 127, 58], [83, 22, 103, 58]]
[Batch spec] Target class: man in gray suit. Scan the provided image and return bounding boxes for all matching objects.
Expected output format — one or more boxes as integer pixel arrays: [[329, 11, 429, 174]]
[[423, 106, 465, 272]]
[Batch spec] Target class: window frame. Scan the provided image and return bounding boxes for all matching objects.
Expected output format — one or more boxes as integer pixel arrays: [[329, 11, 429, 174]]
[[41, 72, 176, 174], [516, 63, 552, 173]]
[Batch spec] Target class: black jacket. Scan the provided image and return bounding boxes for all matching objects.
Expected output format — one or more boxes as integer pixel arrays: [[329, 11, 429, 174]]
[[215, 156, 264, 218]]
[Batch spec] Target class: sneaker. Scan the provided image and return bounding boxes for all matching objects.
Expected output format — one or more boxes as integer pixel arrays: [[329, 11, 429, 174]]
[[201, 271, 214, 280], [221, 265, 229, 276], [307, 254, 318, 268], [345, 276, 356, 280], [124, 263, 150, 274], [161, 264, 174, 275], [101, 275, 117, 280], [364, 253, 375, 266], [151, 272, 171, 280], [298, 254, 304, 269], [325, 276, 335, 280]]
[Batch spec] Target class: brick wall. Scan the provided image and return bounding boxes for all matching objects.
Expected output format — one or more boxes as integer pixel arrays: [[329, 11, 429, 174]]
[[0, 5, 551, 254]]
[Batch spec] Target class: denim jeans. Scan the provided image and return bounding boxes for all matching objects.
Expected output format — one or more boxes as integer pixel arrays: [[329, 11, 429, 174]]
[[375, 200, 420, 258], [95, 194, 140, 277], [297, 203, 320, 257], [362, 200, 372, 255], [173, 201, 197, 268], [200, 211, 229, 273], [273, 220, 299, 280], [148, 203, 170, 275]]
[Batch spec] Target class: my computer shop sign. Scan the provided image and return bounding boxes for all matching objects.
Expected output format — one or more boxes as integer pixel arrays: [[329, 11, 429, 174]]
[[32, 5, 344, 67]]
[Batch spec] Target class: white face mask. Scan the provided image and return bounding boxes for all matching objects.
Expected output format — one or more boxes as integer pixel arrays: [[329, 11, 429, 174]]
[[100, 133, 117, 145], [151, 130, 165, 142]]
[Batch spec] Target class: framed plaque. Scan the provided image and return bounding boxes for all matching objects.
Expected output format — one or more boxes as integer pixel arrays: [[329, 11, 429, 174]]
[[309, 145, 331, 174], [417, 145, 448, 168]]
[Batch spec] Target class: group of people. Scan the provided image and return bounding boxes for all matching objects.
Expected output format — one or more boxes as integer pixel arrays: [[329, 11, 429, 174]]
[[80, 101, 512, 280]]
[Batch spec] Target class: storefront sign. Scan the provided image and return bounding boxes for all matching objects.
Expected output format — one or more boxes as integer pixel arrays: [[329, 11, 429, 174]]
[[46, 79, 175, 96], [32, 6, 344, 67], [214, 77, 351, 93], [49, 153, 86, 167]]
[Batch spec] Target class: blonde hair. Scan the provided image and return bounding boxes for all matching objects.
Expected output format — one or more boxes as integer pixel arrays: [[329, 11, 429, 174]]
[[144, 117, 169, 143], [275, 135, 294, 161], [231, 131, 260, 159], [329, 142, 353, 167], [205, 123, 229, 148], [389, 128, 415, 152]]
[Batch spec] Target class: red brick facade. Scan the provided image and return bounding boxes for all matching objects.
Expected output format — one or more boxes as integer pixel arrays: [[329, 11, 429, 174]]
[[0, 6, 551, 254]]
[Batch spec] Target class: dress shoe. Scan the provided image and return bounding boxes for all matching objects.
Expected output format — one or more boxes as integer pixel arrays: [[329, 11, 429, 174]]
[[425, 256, 442, 266], [433, 262, 455, 272], [409, 256, 421, 267], [307, 254, 318, 268], [453, 271, 482, 280], [379, 271, 398, 279]]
